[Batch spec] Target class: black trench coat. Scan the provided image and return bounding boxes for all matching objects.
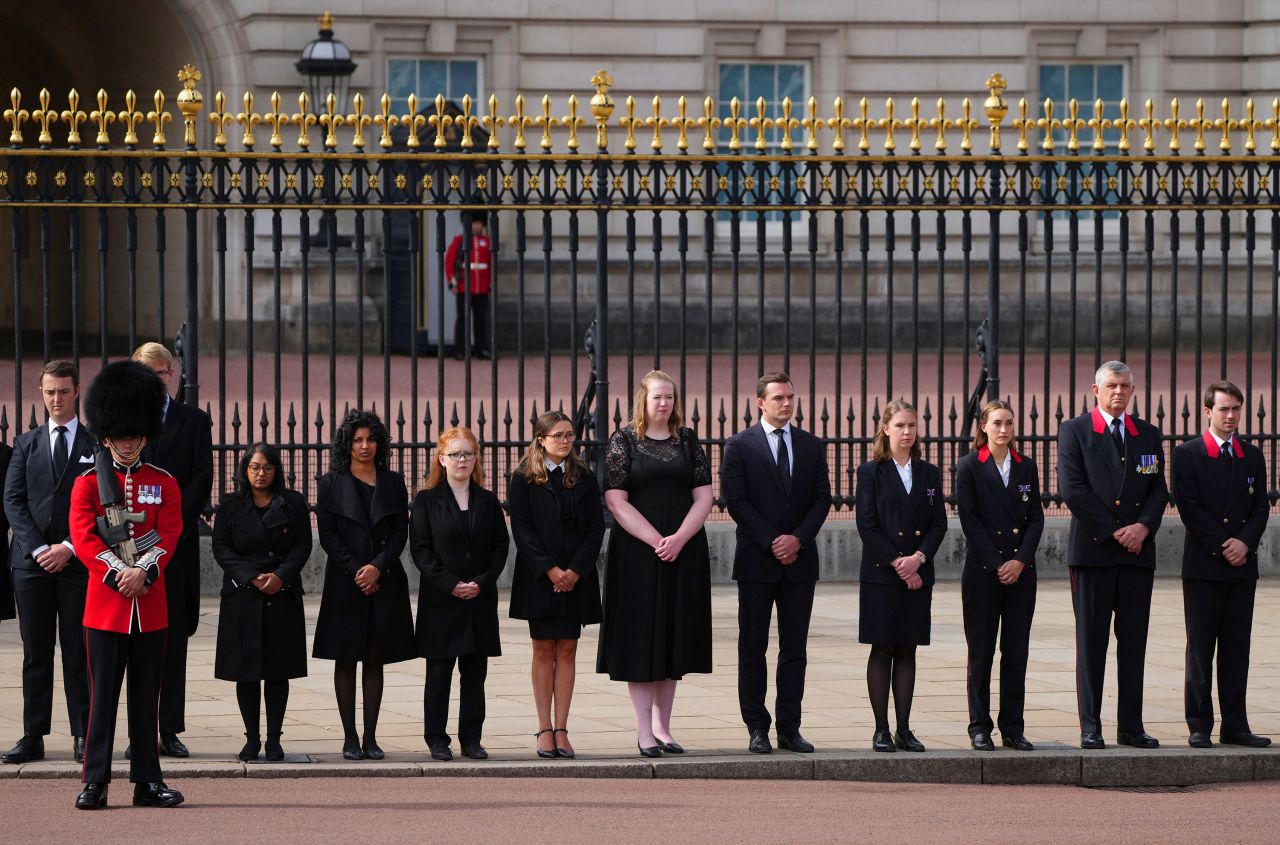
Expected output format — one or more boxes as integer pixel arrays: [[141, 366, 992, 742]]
[[212, 489, 312, 681], [409, 483, 509, 659], [312, 468, 417, 664]]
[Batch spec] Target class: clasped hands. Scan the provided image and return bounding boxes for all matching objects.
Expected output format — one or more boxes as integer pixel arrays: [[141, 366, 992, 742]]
[[653, 533, 688, 562], [116, 566, 149, 599], [35, 544, 73, 574], [451, 580, 481, 600], [772, 534, 801, 565], [1221, 537, 1249, 566], [548, 566, 580, 593], [251, 572, 284, 595], [1112, 522, 1150, 554], [891, 552, 926, 590], [355, 564, 382, 596]]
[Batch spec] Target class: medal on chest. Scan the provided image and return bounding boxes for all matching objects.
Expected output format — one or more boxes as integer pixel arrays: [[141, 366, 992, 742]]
[[1017, 483, 1032, 502], [1248, 476, 1255, 495]]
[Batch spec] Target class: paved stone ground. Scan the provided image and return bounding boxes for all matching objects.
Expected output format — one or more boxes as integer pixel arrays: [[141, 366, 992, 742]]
[[1, 580, 1277, 768]]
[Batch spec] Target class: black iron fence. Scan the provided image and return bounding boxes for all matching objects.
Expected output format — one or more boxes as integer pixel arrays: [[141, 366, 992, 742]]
[[2, 69, 1280, 516]]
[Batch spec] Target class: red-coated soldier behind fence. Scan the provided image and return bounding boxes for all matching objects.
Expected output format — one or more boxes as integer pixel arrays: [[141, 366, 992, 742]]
[[444, 210, 493, 360]]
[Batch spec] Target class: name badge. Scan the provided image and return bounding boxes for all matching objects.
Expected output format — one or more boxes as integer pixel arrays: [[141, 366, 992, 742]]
[[1136, 454, 1160, 475]]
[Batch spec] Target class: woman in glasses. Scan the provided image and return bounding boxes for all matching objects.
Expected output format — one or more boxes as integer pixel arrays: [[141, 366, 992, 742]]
[[212, 443, 312, 762], [410, 427, 510, 762], [312, 410, 416, 761], [508, 411, 605, 759]]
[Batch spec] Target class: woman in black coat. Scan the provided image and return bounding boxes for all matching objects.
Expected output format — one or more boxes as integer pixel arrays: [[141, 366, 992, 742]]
[[410, 426, 509, 762], [312, 410, 416, 761], [508, 410, 605, 759], [955, 400, 1043, 752], [855, 398, 947, 754], [212, 443, 312, 762]]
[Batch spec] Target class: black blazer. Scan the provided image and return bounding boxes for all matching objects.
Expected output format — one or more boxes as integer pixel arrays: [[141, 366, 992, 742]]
[[410, 482, 510, 658], [855, 458, 948, 586], [507, 468, 604, 623], [0, 441, 12, 619], [4, 420, 96, 570], [211, 489, 313, 598], [1172, 432, 1269, 581], [720, 423, 832, 583], [955, 446, 1045, 584], [146, 398, 213, 542], [1058, 408, 1169, 569]]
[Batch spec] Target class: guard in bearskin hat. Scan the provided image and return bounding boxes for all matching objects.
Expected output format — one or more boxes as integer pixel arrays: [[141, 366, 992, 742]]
[[68, 361, 184, 810]]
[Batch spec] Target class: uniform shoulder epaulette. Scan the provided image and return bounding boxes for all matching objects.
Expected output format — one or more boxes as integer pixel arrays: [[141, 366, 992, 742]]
[[143, 462, 175, 478]]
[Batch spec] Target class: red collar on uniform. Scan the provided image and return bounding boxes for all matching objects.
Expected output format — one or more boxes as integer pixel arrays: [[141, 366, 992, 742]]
[[976, 445, 1022, 464], [1091, 406, 1139, 436], [1202, 430, 1244, 459]]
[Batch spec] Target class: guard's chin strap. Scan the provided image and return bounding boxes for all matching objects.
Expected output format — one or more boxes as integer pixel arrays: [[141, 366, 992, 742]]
[[105, 436, 147, 468]]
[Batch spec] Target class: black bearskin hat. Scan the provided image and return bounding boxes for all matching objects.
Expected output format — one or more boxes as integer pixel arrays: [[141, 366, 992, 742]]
[[83, 361, 167, 442], [460, 209, 488, 225]]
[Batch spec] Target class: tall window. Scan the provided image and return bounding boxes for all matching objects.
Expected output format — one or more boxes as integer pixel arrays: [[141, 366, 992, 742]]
[[388, 59, 480, 114], [1038, 63, 1126, 214], [716, 62, 809, 224]]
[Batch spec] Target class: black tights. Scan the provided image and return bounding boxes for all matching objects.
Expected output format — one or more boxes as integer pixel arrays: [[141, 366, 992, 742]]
[[334, 642, 384, 745], [235, 680, 289, 739], [867, 644, 917, 733]]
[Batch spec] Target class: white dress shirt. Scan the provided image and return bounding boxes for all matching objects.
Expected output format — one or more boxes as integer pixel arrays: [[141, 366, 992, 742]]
[[760, 418, 793, 477], [893, 457, 913, 494]]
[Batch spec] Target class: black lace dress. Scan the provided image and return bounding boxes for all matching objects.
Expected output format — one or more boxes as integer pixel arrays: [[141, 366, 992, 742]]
[[596, 426, 713, 681]]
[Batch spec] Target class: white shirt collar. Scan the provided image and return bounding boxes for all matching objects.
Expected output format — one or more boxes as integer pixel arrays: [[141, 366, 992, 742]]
[[1211, 431, 1234, 450], [1097, 408, 1126, 431], [545, 458, 564, 473], [48, 417, 79, 440], [760, 418, 791, 437]]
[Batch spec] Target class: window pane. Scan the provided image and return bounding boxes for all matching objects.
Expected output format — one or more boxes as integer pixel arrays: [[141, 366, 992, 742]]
[[450, 61, 478, 99], [778, 64, 805, 102], [418, 60, 446, 100], [1039, 64, 1064, 102], [1067, 64, 1094, 101], [1097, 64, 1124, 101], [748, 63, 775, 103], [388, 60, 415, 102], [719, 63, 744, 101]]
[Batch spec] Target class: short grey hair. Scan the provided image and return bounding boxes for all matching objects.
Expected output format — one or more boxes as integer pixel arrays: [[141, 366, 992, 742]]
[[1094, 360, 1133, 387]]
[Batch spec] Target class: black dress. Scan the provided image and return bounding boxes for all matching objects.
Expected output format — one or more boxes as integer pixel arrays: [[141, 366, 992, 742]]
[[212, 490, 313, 682], [596, 426, 713, 682], [508, 466, 606, 641]]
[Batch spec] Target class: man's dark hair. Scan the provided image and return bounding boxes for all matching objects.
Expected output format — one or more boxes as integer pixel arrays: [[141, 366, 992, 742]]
[[40, 360, 79, 388], [330, 409, 390, 474], [1203, 379, 1244, 409], [756, 372, 792, 399]]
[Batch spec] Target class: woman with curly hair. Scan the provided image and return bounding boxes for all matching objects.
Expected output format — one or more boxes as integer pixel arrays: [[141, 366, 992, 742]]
[[312, 410, 416, 760]]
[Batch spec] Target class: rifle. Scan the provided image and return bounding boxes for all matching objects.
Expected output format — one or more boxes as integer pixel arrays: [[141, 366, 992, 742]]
[[93, 450, 146, 564]]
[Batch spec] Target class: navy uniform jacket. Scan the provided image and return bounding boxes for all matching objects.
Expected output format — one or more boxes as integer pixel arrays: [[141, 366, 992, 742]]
[[1058, 407, 1169, 569], [855, 458, 947, 586], [1172, 432, 1269, 581], [955, 446, 1045, 584]]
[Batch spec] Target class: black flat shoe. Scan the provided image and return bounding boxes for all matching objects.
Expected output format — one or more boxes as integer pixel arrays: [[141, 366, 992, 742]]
[[362, 740, 385, 761], [1188, 731, 1213, 748], [1116, 731, 1159, 749], [264, 736, 285, 762], [747, 729, 772, 754], [894, 730, 925, 752], [429, 742, 453, 762], [461, 743, 488, 760], [237, 736, 261, 762], [554, 728, 577, 759], [970, 732, 995, 751], [75, 782, 108, 810], [777, 733, 814, 753], [655, 737, 683, 755], [159, 734, 189, 758], [1080, 731, 1105, 750], [1220, 731, 1272, 748], [133, 781, 184, 808], [342, 740, 364, 761], [1001, 734, 1034, 751], [535, 728, 557, 759], [637, 742, 662, 758], [73, 736, 85, 764], [872, 729, 896, 753], [1, 736, 44, 765]]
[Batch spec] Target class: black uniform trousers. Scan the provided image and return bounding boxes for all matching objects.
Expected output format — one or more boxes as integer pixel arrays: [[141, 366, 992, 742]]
[[1069, 564, 1154, 736], [1183, 578, 1256, 736], [453, 293, 490, 356], [157, 544, 192, 735], [83, 627, 166, 784], [737, 579, 816, 735], [962, 578, 1036, 737], [424, 656, 488, 746], [13, 567, 89, 736]]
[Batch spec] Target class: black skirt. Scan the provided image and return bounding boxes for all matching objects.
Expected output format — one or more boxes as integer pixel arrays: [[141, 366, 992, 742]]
[[858, 581, 933, 646], [528, 614, 583, 641]]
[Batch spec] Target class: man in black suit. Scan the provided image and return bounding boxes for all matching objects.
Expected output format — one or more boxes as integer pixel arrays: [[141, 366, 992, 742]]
[[2, 360, 94, 764], [0, 440, 14, 621], [720, 373, 832, 754], [1173, 380, 1271, 749], [132, 342, 213, 758], [1058, 360, 1169, 750]]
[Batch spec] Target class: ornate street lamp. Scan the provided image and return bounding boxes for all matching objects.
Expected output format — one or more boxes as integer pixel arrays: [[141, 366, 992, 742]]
[[295, 11, 357, 113]]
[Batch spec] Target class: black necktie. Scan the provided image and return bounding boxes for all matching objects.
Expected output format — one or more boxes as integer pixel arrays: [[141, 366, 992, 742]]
[[1222, 440, 1232, 462], [53, 425, 68, 477], [550, 466, 564, 483], [1110, 418, 1124, 456], [774, 429, 791, 494]]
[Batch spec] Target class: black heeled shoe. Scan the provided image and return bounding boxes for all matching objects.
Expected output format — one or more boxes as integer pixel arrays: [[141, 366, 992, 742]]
[[265, 734, 284, 762], [238, 734, 261, 762], [872, 729, 896, 753], [342, 739, 364, 760], [654, 737, 684, 754], [535, 728, 557, 759], [553, 728, 576, 759], [637, 742, 662, 758]]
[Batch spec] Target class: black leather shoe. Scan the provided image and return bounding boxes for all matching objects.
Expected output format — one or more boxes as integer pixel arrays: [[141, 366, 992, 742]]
[[1117, 731, 1160, 749], [1221, 732, 1272, 748], [342, 740, 364, 760], [637, 742, 662, 758], [2, 736, 44, 764], [133, 781, 184, 808], [872, 729, 896, 753], [553, 729, 576, 759], [159, 734, 189, 758], [535, 728, 557, 759], [777, 733, 814, 753], [361, 740, 385, 761], [461, 742, 488, 760], [894, 730, 925, 752], [75, 782, 108, 810], [747, 729, 773, 754], [429, 741, 453, 762], [237, 736, 261, 762], [1001, 734, 1034, 751], [1080, 731, 1106, 750], [1188, 731, 1213, 748], [73, 736, 85, 763], [655, 738, 683, 755], [970, 732, 995, 751], [265, 736, 284, 762]]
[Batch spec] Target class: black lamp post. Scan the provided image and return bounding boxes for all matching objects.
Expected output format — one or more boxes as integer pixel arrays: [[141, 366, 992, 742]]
[[295, 11, 357, 113]]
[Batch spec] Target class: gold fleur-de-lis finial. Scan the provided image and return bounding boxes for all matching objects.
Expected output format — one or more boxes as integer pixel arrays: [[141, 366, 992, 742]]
[[348, 91, 372, 149], [589, 69, 615, 150], [32, 89, 57, 146], [674, 96, 697, 152], [1138, 99, 1161, 152], [509, 94, 532, 151], [147, 90, 172, 147], [561, 94, 583, 151], [1267, 98, 1280, 152], [1087, 99, 1110, 153], [902, 97, 926, 153], [1165, 98, 1186, 152], [852, 97, 872, 152], [929, 98, 952, 152], [428, 93, 451, 149], [1063, 99, 1085, 152], [984, 72, 1009, 153], [1011, 98, 1034, 153], [320, 92, 346, 149], [400, 93, 426, 148], [1188, 98, 1211, 152], [749, 96, 774, 151], [373, 93, 398, 149], [1114, 99, 1136, 153], [118, 89, 145, 147], [482, 94, 504, 150], [1036, 98, 1060, 152], [1213, 98, 1237, 152], [828, 97, 850, 153], [879, 98, 902, 153], [237, 91, 261, 149], [90, 89, 114, 147], [62, 89, 87, 147], [697, 96, 721, 151], [176, 64, 203, 147], [291, 93, 317, 149], [725, 97, 747, 152], [800, 96, 822, 151], [459, 93, 480, 150], [619, 96, 640, 151], [1243, 98, 1259, 153], [264, 91, 290, 148], [535, 94, 557, 151], [209, 91, 233, 147], [958, 97, 979, 152], [646, 96, 669, 151], [776, 97, 800, 152], [7, 88, 32, 145]]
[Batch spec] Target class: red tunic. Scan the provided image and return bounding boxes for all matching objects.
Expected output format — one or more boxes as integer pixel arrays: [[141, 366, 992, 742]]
[[69, 462, 183, 634], [444, 233, 493, 295]]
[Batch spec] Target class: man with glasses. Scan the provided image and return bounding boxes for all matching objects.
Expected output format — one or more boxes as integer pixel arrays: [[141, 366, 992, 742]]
[[129, 343, 212, 759]]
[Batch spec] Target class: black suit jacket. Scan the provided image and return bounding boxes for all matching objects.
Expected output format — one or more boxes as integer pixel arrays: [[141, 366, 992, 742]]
[[146, 398, 213, 543], [1058, 408, 1169, 569], [855, 459, 948, 586], [721, 422, 832, 583], [1172, 432, 1269, 581], [4, 421, 96, 571], [0, 441, 12, 619], [955, 447, 1045, 584]]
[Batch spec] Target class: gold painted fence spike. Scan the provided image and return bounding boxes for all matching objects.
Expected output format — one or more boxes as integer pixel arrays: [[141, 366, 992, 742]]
[[801, 96, 821, 152], [293, 93, 317, 149], [483, 94, 504, 151], [1139, 99, 1160, 152], [374, 93, 398, 150], [698, 96, 720, 151], [750, 96, 772, 151], [119, 90, 144, 147], [510, 94, 531, 151], [33, 88, 57, 146], [1214, 98, 1236, 152], [90, 89, 114, 147], [929, 98, 951, 152], [265, 91, 289, 148], [237, 91, 260, 149], [828, 97, 850, 153], [147, 90, 171, 148], [401, 93, 426, 149], [5, 88, 29, 145], [209, 91, 232, 148], [62, 89, 87, 147], [777, 96, 799, 152], [647, 96, 668, 151], [348, 91, 372, 150], [562, 93, 583, 151]]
